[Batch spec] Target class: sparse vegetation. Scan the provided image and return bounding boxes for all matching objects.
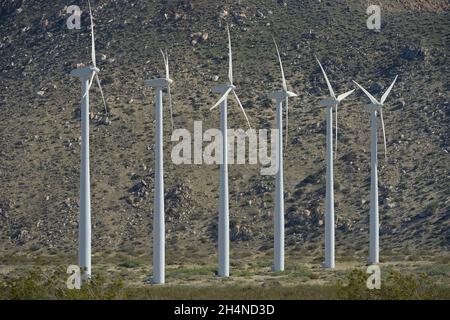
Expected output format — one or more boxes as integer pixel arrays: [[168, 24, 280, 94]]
[[336, 268, 450, 300], [1, 266, 449, 300], [118, 260, 141, 269]]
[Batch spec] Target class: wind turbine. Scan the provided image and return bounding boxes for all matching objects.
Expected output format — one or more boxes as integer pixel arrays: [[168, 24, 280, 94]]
[[145, 49, 174, 284], [353, 75, 398, 264], [69, 0, 108, 282], [315, 56, 354, 269], [269, 38, 297, 272], [210, 25, 251, 277]]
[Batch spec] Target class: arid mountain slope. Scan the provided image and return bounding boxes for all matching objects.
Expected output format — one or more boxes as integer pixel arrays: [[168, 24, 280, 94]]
[[0, 1, 448, 264]]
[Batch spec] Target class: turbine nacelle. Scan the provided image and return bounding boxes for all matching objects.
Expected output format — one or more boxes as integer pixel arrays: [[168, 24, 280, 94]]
[[318, 98, 338, 107], [71, 66, 99, 79], [269, 90, 297, 100], [365, 103, 382, 112], [212, 84, 236, 94], [145, 78, 173, 88]]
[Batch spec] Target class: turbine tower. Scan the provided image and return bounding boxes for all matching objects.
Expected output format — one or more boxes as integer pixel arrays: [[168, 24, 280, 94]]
[[353, 75, 398, 264], [70, 0, 108, 281], [269, 38, 297, 272], [145, 49, 174, 284], [315, 56, 354, 269], [210, 25, 251, 277]]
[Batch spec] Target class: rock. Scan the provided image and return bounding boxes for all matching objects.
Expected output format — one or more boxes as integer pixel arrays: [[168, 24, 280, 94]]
[[286, 208, 311, 227], [416, 208, 433, 219], [212, 75, 219, 82], [385, 198, 396, 209], [41, 19, 49, 29], [401, 46, 425, 61], [11, 228, 30, 245], [102, 117, 111, 126], [190, 32, 208, 45], [37, 91, 45, 96], [254, 180, 272, 195], [166, 182, 194, 222], [219, 9, 229, 19], [369, 82, 383, 95], [312, 207, 324, 226], [129, 180, 148, 198], [303, 209, 311, 218], [302, 32, 317, 40], [126, 195, 142, 208], [255, 10, 265, 18], [231, 222, 253, 241]]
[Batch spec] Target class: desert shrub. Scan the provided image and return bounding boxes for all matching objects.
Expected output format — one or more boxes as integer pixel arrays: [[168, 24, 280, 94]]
[[118, 260, 140, 268], [0, 267, 127, 300], [336, 268, 446, 300], [1, 266, 448, 300]]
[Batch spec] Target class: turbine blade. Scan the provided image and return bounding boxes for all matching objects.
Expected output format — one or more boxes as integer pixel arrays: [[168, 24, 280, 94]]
[[352, 81, 380, 105], [82, 72, 96, 99], [227, 24, 233, 85], [165, 48, 170, 80], [160, 48, 167, 77], [232, 90, 251, 129], [273, 37, 287, 91], [315, 55, 335, 99], [88, 0, 96, 67], [210, 87, 232, 111], [379, 107, 387, 160], [164, 49, 173, 131], [337, 89, 355, 102], [95, 73, 108, 114], [381, 75, 398, 104], [168, 83, 174, 132]]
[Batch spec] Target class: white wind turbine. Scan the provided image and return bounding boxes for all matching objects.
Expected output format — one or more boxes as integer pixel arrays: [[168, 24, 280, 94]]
[[269, 38, 297, 272], [210, 25, 251, 277], [145, 49, 174, 284], [353, 75, 398, 264], [315, 56, 354, 269], [70, 0, 108, 282]]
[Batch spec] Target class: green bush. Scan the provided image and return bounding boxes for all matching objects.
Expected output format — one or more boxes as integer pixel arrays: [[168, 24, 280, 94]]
[[118, 260, 140, 268], [1, 266, 448, 300], [0, 267, 127, 300], [336, 268, 448, 300]]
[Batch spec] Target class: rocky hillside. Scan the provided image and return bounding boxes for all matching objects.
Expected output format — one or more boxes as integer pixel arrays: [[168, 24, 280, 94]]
[[0, 0, 448, 264]]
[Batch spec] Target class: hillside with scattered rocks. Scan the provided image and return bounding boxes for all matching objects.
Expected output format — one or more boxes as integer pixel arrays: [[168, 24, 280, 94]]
[[0, 0, 448, 268]]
